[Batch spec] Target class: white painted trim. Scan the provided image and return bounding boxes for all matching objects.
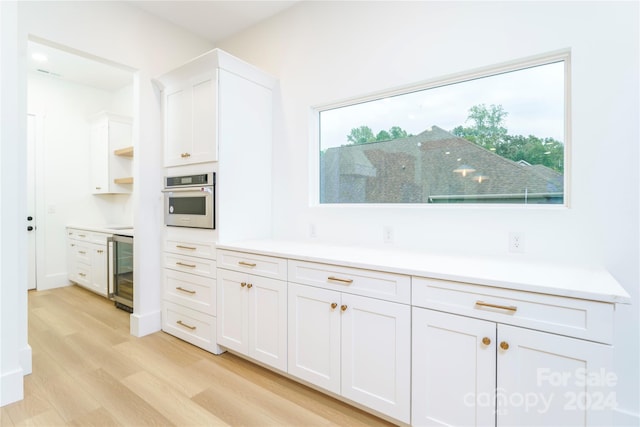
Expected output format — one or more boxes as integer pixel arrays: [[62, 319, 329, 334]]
[[0, 368, 24, 407], [129, 310, 161, 337], [19, 345, 32, 376], [37, 274, 71, 291]]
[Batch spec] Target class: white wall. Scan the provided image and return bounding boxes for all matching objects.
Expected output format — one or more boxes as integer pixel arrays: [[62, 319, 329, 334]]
[[216, 1, 639, 423], [1, 0, 213, 406], [28, 72, 134, 290]]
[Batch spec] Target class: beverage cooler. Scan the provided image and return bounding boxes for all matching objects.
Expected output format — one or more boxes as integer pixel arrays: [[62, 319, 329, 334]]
[[108, 234, 133, 312]]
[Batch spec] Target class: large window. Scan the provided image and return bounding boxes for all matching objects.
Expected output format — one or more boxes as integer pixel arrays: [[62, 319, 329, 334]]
[[318, 53, 568, 205]]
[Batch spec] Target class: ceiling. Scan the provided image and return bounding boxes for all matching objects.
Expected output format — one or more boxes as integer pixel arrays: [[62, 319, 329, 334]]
[[27, 1, 297, 91]]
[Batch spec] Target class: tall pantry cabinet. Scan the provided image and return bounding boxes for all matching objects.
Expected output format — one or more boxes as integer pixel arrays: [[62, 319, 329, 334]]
[[156, 49, 276, 353]]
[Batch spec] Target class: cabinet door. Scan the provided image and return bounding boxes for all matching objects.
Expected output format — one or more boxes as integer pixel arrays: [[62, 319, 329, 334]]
[[497, 325, 613, 427], [341, 294, 411, 424], [67, 240, 78, 283], [216, 269, 249, 354], [164, 74, 217, 167], [412, 308, 496, 427], [247, 275, 287, 371], [287, 283, 341, 394], [90, 244, 108, 297], [164, 84, 192, 166], [90, 122, 108, 194], [190, 74, 217, 163]]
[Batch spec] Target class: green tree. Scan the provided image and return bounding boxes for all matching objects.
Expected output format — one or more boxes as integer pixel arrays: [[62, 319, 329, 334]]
[[375, 130, 391, 141], [389, 126, 408, 139], [452, 104, 508, 150], [452, 104, 564, 172], [347, 126, 375, 144]]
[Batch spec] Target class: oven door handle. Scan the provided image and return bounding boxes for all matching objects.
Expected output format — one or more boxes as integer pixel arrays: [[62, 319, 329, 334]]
[[161, 187, 213, 194]]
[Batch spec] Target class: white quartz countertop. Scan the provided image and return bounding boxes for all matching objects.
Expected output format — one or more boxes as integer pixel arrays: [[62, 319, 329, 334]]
[[67, 224, 134, 237], [217, 239, 631, 304]]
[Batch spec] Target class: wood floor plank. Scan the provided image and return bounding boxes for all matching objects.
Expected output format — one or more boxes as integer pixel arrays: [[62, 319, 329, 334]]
[[3, 285, 397, 426], [122, 370, 229, 426]]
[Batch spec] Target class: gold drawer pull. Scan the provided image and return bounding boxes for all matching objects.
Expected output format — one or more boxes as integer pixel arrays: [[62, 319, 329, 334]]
[[341, 304, 348, 312], [78, 273, 86, 277], [177, 320, 196, 330], [238, 261, 257, 267], [79, 251, 87, 255], [500, 341, 510, 351], [176, 286, 196, 294], [328, 276, 354, 284], [475, 301, 517, 312], [78, 234, 86, 238], [247, 283, 253, 289], [331, 302, 338, 309], [482, 337, 491, 346], [241, 282, 247, 287], [176, 262, 196, 268], [176, 245, 196, 250], [97, 249, 104, 254], [180, 152, 191, 158]]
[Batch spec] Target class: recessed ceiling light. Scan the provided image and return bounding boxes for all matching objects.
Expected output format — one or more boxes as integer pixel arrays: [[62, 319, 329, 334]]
[[31, 53, 48, 62]]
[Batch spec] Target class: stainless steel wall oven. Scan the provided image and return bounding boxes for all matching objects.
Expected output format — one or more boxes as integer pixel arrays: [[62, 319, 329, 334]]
[[162, 172, 215, 229]]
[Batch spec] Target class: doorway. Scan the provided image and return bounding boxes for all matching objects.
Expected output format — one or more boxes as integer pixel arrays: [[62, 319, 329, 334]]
[[26, 38, 135, 291]]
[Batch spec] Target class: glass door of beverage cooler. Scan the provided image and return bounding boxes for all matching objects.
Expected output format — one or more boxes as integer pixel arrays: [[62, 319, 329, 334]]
[[108, 235, 133, 312]]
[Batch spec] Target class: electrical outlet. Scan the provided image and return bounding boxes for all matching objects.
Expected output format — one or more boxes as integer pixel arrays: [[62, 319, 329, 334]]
[[383, 226, 394, 244], [309, 223, 317, 239], [509, 232, 524, 253]]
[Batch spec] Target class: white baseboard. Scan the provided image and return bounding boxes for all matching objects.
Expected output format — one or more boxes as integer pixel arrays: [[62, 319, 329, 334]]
[[0, 367, 24, 407], [614, 407, 640, 426], [37, 273, 70, 291], [130, 310, 161, 337], [20, 344, 32, 376]]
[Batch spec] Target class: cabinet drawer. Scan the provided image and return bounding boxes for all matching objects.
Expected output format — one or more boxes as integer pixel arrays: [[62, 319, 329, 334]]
[[165, 239, 216, 260], [67, 228, 91, 242], [164, 253, 216, 278], [412, 277, 614, 344], [90, 232, 111, 245], [72, 243, 92, 264], [217, 250, 287, 280], [164, 269, 216, 315], [162, 301, 222, 354], [288, 260, 410, 304]]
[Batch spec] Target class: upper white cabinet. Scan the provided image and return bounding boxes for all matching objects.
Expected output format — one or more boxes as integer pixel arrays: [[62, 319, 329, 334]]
[[163, 73, 217, 166], [89, 112, 133, 194]]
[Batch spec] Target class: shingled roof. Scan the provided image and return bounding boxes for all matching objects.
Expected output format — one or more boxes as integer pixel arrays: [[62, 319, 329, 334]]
[[321, 126, 564, 204]]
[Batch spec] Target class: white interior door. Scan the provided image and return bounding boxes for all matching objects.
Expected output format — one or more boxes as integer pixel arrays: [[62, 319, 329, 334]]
[[27, 114, 37, 290]]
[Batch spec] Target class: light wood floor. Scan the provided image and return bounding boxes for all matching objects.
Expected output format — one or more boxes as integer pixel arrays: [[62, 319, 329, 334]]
[[1, 285, 395, 426]]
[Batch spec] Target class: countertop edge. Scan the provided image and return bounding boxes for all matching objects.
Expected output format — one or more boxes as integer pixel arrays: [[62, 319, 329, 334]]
[[216, 239, 631, 305]]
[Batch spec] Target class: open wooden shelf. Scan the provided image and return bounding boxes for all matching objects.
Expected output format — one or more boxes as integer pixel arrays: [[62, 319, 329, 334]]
[[114, 146, 134, 157], [114, 177, 133, 184]]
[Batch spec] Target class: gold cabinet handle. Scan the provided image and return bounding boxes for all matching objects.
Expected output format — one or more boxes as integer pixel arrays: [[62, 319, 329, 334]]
[[79, 251, 87, 255], [241, 282, 247, 287], [176, 245, 196, 250], [238, 261, 257, 267], [176, 286, 196, 294], [247, 283, 253, 289], [176, 262, 196, 268], [341, 304, 348, 312], [482, 337, 491, 346], [177, 320, 196, 330], [475, 301, 517, 312], [70, 243, 76, 247], [78, 273, 86, 277], [328, 276, 354, 284], [331, 302, 338, 309], [78, 234, 86, 238], [95, 187, 101, 190], [180, 152, 191, 158], [500, 341, 510, 350], [97, 249, 104, 254]]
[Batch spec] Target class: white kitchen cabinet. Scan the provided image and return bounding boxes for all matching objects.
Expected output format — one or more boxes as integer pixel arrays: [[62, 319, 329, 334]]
[[287, 278, 411, 423], [89, 112, 133, 194], [163, 73, 217, 166], [161, 233, 222, 354], [66, 228, 109, 297], [217, 266, 287, 372], [412, 276, 615, 427]]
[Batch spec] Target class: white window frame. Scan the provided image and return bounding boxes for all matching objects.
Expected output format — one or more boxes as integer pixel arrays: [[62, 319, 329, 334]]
[[310, 49, 571, 208]]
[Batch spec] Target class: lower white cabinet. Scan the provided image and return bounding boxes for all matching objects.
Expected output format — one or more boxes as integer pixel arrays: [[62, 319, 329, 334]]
[[217, 268, 287, 371], [288, 282, 411, 424], [412, 308, 613, 427], [66, 228, 109, 297], [162, 234, 222, 354]]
